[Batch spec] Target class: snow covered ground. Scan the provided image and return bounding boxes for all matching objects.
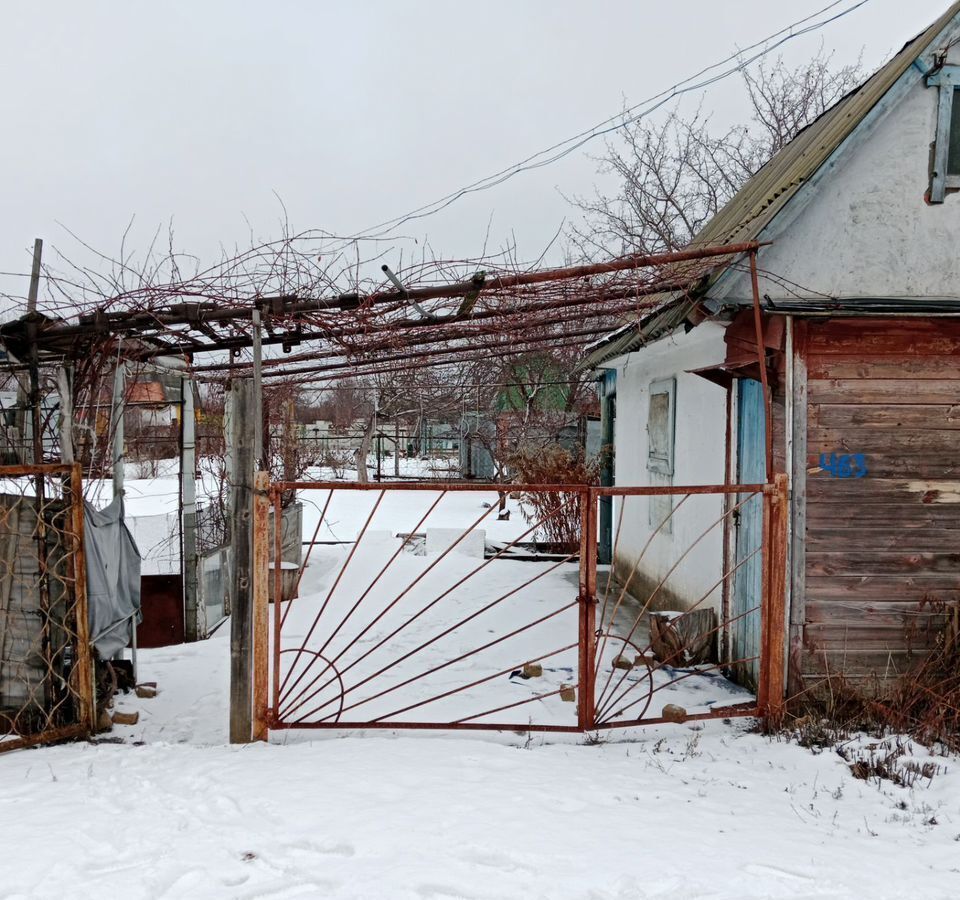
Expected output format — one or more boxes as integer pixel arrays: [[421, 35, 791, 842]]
[[2, 467, 959, 897], [2, 629, 959, 899]]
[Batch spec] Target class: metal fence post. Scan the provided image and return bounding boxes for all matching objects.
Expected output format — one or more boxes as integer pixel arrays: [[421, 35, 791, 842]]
[[578, 487, 598, 731]]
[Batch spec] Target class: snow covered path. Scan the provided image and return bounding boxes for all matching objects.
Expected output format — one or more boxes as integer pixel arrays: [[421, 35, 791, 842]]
[[2, 630, 960, 898]]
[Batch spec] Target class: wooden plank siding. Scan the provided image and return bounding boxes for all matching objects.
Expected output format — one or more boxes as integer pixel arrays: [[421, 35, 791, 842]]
[[797, 318, 960, 685]]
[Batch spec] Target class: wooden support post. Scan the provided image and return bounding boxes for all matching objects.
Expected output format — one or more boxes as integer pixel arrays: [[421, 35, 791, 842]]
[[759, 474, 789, 719], [111, 361, 126, 499], [577, 488, 598, 731], [181, 375, 199, 641], [69, 462, 96, 734], [229, 378, 256, 744], [57, 367, 74, 465], [252, 471, 270, 741]]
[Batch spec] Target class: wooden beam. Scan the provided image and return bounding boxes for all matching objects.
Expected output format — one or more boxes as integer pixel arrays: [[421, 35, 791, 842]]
[[229, 378, 255, 744]]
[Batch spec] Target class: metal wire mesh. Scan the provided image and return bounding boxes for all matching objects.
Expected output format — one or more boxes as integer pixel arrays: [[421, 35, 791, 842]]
[[0, 465, 93, 752]]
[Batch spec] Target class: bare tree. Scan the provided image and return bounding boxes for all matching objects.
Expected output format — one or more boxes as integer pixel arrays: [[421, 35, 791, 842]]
[[571, 50, 862, 257]]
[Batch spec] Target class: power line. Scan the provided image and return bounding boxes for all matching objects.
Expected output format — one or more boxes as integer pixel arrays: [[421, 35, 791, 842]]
[[334, 0, 873, 247]]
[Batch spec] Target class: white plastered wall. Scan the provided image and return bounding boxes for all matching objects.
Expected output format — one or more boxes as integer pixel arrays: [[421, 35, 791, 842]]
[[717, 37, 960, 304], [604, 320, 729, 612]]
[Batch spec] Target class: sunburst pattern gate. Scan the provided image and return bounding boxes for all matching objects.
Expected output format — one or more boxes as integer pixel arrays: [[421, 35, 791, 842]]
[[263, 478, 786, 735]]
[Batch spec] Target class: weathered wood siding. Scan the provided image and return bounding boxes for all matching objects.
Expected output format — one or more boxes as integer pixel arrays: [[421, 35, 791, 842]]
[[799, 318, 960, 682]]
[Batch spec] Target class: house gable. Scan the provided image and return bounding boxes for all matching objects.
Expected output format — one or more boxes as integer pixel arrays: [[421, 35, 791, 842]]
[[712, 11, 960, 307]]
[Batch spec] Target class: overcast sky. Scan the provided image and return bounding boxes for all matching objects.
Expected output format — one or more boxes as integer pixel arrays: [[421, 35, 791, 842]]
[[0, 0, 950, 308]]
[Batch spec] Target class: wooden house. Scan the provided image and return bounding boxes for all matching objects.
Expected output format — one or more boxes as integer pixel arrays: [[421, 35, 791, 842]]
[[584, 4, 960, 695]]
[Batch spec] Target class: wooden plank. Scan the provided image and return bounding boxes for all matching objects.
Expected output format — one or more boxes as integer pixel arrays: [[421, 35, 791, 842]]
[[809, 378, 960, 404], [806, 455, 960, 479], [807, 528, 960, 551], [803, 623, 940, 651], [808, 428, 960, 451], [799, 649, 928, 677], [806, 319, 960, 354], [806, 573, 960, 599], [806, 599, 956, 626], [806, 551, 960, 576], [811, 404, 960, 429], [807, 356, 960, 380]]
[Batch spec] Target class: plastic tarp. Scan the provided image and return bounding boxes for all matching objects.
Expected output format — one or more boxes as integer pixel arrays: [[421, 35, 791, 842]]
[[84, 497, 142, 658]]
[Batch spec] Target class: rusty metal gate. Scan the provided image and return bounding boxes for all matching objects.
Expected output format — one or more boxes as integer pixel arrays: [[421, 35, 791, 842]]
[[0, 464, 95, 752], [259, 478, 787, 735]]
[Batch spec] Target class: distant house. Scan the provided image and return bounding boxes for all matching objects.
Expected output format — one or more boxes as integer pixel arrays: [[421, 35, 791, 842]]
[[584, 4, 960, 695]]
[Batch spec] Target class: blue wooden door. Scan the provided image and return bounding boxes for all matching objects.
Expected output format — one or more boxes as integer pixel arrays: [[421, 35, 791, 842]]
[[731, 378, 765, 689]]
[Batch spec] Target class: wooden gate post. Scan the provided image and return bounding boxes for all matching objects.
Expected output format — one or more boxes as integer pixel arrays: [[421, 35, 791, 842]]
[[759, 473, 789, 719], [69, 462, 96, 734], [251, 471, 270, 741], [229, 378, 255, 744], [577, 488, 598, 731]]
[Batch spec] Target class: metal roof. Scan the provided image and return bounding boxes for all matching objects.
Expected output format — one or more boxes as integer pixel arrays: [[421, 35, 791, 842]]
[[582, 2, 960, 370]]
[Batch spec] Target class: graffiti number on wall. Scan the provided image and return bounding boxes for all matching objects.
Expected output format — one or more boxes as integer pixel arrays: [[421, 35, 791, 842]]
[[819, 452, 867, 479]]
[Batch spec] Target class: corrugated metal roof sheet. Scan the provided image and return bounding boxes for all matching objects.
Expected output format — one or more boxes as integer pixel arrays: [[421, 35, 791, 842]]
[[582, 3, 960, 370]]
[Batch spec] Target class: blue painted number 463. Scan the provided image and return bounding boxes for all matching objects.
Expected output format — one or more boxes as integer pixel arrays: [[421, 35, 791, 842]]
[[819, 452, 867, 478]]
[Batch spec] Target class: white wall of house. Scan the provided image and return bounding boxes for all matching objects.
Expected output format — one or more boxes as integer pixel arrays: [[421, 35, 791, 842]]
[[604, 320, 728, 612], [716, 36, 960, 304]]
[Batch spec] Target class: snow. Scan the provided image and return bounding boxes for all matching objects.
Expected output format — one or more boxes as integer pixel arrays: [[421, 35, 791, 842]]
[[3, 636, 960, 899], [2, 471, 960, 897]]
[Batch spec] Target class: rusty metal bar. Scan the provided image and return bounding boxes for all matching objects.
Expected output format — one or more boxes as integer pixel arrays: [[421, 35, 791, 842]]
[[314, 598, 579, 724], [252, 471, 270, 741], [357, 643, 578, 725], [593, 494, 691, 681], [278, 495, 512, 716], [577, 490, 597, 730], [277, 489, 386, 700], [278, 480, 771, 495], [286, 488, 335, 615], [271, 487, 283, 718], [593, 701, 758, 731], [750, 250, 774, 484], [279, 496, 577, 720], [601, 653, 760, 725], [594, 549, 763, 723], [312, 492, 447, 659], [454, 688, 566, 725], [597, 609, 762, 724], [592, 491, 762, 715]]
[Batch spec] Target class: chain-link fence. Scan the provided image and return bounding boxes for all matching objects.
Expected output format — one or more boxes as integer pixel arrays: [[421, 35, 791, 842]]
[[0, 464, 94, 752]]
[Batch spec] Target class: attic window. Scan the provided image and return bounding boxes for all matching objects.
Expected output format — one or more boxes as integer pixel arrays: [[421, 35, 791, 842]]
[[926, 66, 960, 202], [948, 89, 960, 176]]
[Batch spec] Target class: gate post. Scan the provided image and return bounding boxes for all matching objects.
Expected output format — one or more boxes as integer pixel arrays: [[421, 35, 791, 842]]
[[758, 473, 788, 720], [577, 487, 598, 731], [252, 471, 270, 741], [69, 463, 96, 735]]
